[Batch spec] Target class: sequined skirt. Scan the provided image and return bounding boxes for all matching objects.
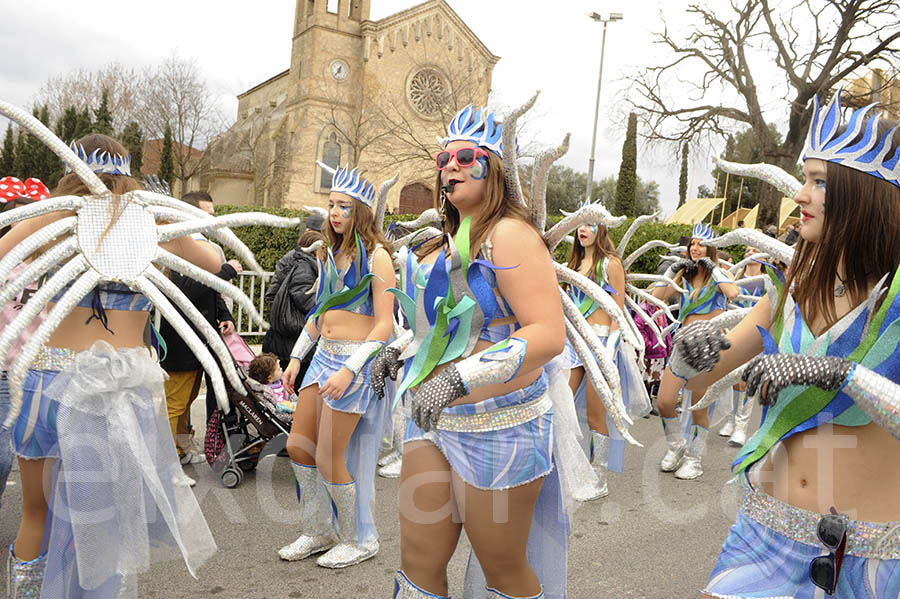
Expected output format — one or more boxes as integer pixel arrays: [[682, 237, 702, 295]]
[[705, 484, 900, 598], [300, 337, 375, 415], [404, 374, 554, 490]]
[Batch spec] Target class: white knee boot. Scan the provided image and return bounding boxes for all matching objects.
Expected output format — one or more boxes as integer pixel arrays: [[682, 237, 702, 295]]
[[729, 393, 753, 447], [675, 425, 709, 480], [660, 416, 686, 472], [718, 390, 738, 437], [278, 463, 336, 561], [317, 480, 379, 568]]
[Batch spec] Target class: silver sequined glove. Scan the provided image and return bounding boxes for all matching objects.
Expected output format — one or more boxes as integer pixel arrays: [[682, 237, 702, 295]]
[[743, 354, 853, 406], [669, 321, 731, 380], [697, 257, 717, 272], [370, 346, 402, 400], [411, 364, 467, 432]]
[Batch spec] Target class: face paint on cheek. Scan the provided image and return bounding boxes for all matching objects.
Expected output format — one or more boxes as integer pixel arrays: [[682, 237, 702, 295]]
[[340, 205, 352, 219], [590, 225, 598, 233], [469, 157, 487, 180]]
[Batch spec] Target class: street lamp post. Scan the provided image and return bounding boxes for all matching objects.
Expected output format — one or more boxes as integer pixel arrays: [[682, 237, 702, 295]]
[[585, 11, 623, 203]]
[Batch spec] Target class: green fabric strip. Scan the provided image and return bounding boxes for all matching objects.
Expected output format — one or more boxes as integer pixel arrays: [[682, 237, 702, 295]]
[[679, 283, 717, 321]]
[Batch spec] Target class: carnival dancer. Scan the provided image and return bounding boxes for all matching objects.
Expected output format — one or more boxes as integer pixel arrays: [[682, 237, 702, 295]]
[[674, 91, 900, 597], [0, 101, 297, 598], [278, 165, 395, 568], [562, 215, 649, 499], [371, 98, 626, 599], [650, 223, 739, 479]]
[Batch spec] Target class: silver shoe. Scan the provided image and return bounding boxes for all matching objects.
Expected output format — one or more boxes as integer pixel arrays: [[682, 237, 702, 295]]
[[660, 416, 686, 472], [278, 463, 336, 561], [7, 544, 46, 599], [675, 425, 708, 480], [377, 453, 402, 479], [317, 480, 379, 568], [394, 570, 450, 598], [718, 418, 734, 437], [589, 431, 610, 498], [377, 449, 400, 468], [729, 395, 753, 447], [485, 586, 544, 598]]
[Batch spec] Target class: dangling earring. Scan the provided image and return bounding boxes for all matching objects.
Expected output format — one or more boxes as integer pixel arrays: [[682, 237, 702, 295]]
[[439, 188, 448, 229]]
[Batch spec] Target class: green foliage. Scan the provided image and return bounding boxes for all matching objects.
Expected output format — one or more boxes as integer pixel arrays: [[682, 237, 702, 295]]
[[678, 142, 688, 207], [12, 130, 26, 177], [214, 204, 308, 271], [0, 125, 14, 175], [546, 165, 659, 217], [614, 113, 638, 216], [158, 123, 175, 189], [92, 89, 114, 136], [121, 121, 143, 176]]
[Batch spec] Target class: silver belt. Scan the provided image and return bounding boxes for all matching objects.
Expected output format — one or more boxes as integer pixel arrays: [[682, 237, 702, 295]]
[[32, 347, 77, 371], [435, 393, 552, 433], [318, 337, 367, 356], [741, 485, 900, 559]]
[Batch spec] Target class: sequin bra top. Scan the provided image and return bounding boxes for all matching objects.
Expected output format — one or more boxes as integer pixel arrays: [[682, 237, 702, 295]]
[[733, 266, 900, 473], [308, 237, 381, 320], [567, 256, 616, 318]]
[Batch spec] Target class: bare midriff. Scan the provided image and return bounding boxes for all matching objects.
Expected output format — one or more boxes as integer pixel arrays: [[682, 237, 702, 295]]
[[757, 422, 900, 521], [682, 308, 724, 325], [46, 306, 149, 350], [318, 309, 375, 341]]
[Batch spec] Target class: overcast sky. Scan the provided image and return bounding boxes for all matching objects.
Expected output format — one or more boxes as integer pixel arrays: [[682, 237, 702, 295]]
[[0, 0, 803, 215]]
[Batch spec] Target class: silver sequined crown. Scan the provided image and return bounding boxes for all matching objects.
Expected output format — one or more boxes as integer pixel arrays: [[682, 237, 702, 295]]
[[331, 165, 375, 208]]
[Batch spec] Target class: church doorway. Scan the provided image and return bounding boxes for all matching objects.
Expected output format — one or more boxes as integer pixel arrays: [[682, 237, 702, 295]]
[[398, 182, 433, 215]]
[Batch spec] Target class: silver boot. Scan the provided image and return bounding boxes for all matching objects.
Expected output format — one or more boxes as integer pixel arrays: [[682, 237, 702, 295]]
[[7, 544, 46, 599], [317, 480, 379, 568], [485, 586, 544, 598], [590, 431, 610, 498], [393, 570, 450, 598], [278, 463, 336, 561], [675, 425, 709, 480], [659, 416, 686, 472], [377, 452, 403, 479], [729, 393, 753, 447], [718, 390, 738, 437]]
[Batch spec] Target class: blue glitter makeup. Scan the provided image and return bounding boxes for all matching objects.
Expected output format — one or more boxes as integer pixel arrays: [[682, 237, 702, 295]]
[[470, 156, 487, 180], [340, 204, 352, 218]]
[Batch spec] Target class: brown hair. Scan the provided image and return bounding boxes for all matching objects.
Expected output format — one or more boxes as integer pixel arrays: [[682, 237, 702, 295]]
[[417, 149, 540, 258], [0, 196, 36, 238], [674, 239, 719, 299], [566, 224, 620, 281], [298, 229, 327, 261], [182, 190, 213, 208], [326, 196, 389, 259], [776, 121, 900, 328], [248, 352, 280, 385]]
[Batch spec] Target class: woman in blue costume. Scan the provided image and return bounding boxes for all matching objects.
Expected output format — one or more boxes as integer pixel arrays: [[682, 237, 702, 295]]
[[650, 224, 740, 480], [369, 103, 591, 599], [0, 130, 251, 597], [278, 165, 395, 568], [671, 90, 900, 598], [563, 218, 649, 499]]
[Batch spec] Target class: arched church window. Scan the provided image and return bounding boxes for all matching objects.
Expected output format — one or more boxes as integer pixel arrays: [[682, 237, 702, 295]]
[[407, 68, 449, 119], [320, 133, 340, 190]]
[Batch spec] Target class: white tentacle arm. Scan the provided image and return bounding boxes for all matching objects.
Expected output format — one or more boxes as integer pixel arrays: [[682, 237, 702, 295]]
[[546, 204, 627, 251], [530, 133, 570, 231], [502, 90, 540, 206], [616, 212, 659, 257]]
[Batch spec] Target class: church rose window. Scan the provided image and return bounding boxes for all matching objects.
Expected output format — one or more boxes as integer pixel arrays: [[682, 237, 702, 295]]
[[407, 68, 448, 118]]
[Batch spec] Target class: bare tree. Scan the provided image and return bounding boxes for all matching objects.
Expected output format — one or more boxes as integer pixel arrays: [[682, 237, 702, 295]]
[[140, 54, 228, 192], [313, 80, 395, 169], [628, 0, 900, 226]]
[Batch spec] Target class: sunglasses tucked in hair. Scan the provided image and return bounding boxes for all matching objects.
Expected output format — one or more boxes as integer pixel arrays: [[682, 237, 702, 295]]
[[435, 147, 490, 170], [809, 507, 848, 596]]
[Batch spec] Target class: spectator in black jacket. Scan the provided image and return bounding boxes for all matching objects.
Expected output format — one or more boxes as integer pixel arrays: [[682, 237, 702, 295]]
[[262, 229, 327, 376], [160, 191, 240, 476]]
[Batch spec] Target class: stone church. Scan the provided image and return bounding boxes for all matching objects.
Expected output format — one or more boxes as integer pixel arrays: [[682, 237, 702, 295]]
[[205, 0, 498, 214]]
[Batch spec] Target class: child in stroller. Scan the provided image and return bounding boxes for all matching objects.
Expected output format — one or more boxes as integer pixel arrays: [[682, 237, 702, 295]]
[[247, 353, 297, 414]]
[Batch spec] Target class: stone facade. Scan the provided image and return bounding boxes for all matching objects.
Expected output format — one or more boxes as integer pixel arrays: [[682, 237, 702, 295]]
[[205, 0, 498, 213]]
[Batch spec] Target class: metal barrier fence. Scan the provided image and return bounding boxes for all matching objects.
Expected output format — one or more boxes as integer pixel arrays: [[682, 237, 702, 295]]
[[152, 270, 275, 338]]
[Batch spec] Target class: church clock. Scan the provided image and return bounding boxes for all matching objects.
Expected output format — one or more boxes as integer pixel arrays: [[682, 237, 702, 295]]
[[330, 59, 350, 82]]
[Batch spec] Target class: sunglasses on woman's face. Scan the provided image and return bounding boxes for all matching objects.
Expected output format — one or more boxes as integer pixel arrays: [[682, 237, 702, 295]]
[[435, 147, 489, 170], [809, 509, 847, 596]]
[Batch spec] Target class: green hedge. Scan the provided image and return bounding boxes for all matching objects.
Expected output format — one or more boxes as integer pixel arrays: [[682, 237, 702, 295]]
[[215, 205, 744, 278]]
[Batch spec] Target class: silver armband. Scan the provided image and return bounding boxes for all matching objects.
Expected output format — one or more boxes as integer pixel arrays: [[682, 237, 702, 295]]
[[456, 337, 527, 394], [343, 340, 386, 376], [291, 328, 318, 361], [842, 363, 900, 440]]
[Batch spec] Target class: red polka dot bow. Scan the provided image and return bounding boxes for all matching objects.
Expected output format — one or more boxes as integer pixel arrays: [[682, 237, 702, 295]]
[[0, 176, 49, 203]]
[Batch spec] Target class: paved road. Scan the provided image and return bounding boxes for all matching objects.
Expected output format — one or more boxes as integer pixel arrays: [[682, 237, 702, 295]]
[[0, 397, 753, 598]]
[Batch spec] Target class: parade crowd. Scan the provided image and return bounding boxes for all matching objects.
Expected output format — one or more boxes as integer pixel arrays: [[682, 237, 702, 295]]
[[1, 86, 899, 599]]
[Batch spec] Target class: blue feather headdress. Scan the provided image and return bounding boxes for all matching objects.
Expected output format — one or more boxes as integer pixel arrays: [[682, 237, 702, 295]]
[[692, 222, 716, 243], [439, 105, 506, 157], [331, 165, 376, 208], [802, 89, 900, 189], [65, 142, 131, 176]]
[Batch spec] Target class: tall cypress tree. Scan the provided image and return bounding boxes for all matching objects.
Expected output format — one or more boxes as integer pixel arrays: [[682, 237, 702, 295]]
[[56, 106, 80, 143], [92, 89, 114, 135], [75, 106, 93, 140], [37, 105, 63, 185], [13, 129, 28, 179], [614, 112, 638, 216], [121, 121, 144, 176], [678, 142, 689, 208], [0, 125, 15, 175], [158, 123, 175, 189]]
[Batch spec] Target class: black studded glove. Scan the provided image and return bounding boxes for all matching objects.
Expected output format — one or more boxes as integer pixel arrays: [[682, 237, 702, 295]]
[[742, 354, 853, 406], [669, 321, 731, 380], [369, 346, 402, 400], [672, 258, 698, 277], [411, 364, 467, 432], [697, 257, 717, 272]]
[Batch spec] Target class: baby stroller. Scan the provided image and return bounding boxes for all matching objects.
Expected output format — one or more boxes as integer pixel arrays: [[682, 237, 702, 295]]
[[204, 333, 293, 488]]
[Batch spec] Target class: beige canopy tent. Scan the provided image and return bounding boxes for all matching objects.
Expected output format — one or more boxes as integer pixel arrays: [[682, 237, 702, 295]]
[[668, 197, 800, 230], [721, 199, 801, 230], [665, 197, 726, 225]]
